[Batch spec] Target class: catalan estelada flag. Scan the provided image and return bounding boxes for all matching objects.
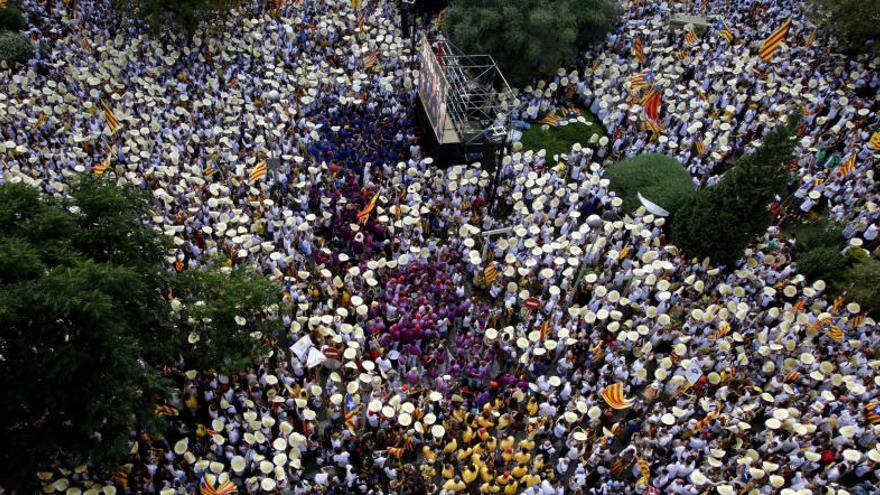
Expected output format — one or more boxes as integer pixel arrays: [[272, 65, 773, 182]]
[[344, 393, 360, 432], [249, 160, 268, 183], [100, 100, 120, 134], [204, 163, 220, 177], [590, 342, 604, 363], [866, 401, 880, 425], [684, 29, 699, 45], [356, 192, 379, 224], [759, 17, 792, 62], [633, 36, 645, 62], [715, 19, 734, 43]]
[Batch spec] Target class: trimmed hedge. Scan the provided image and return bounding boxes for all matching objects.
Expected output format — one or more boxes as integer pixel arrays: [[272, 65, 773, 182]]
[[0, 3, 25, 32], [605, 153, 695, 216], [0, 30, 32, 67]]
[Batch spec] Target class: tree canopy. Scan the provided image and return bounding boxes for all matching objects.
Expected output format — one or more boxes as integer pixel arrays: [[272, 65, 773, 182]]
[[445, 0, 621, 87], [0, 178, 282, 491], [806, 0, 880, 55], [671, 116, 800, 268], [117, 0, 238, 34]]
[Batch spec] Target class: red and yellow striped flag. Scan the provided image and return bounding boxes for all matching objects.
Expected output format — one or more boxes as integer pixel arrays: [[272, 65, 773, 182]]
[[850, 314, 865, 328], [249, 160, 268, 183], [483, 262, 499, 284], [31, 113, 46, 132], [684, 30, 699, 45], [831, 291, 847, 313], [692, 409, 720, 432], [759, 17, 792, 62], [636, 457, 651, 484], [633, 36, 645, 62], [837, 154, 856, 177], [356, 192, 379, 224], [100, 100, 120, 134], [154, 404, 180, 417], [601, 383, 634, 409], [804, 29, 817, 48], [824, 325, 844, 342], [869, 131, 880, 151], [539, 318, 551, 342], [866, 401, 880, 425], [694, 139, 705, 155], [91, 150, 112, 176]]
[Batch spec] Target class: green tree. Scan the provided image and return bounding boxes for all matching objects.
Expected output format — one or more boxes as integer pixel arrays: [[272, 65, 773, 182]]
[[0, 30, 32, 67], [606, 153, 695, 216], [445, 0, 621, 87], [0, 178, 281, 491], [844, 258, 880, 312], [117, 0, 237, 34], [0, 2, 26, 31], [806, 0, 880, 55], [671, 116, 800, 268]]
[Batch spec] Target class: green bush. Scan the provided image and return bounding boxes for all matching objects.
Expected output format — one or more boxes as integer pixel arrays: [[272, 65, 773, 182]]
[[0, 3, 25, 31], [671, 116, 799, 268], [605, 153, 695, 216], [795, 246, 849, 286], [0, 31, 32, 66], [844, 258, 880, 312]]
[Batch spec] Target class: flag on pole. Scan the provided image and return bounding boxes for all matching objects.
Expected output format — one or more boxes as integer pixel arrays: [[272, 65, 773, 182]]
[[759, 17, 792, 62], [351, 0, 361, 7], [31, 113, 47, 132], [154, 404, 180, 417], [804, 29, 817, 48], [100, 100, 121, 134], [824, 325, 844, 342], [363, 51, 378, 69], [483, 262, 499, 284], [344, 394, 360, 432], [249, 160, 268, 183], [837, 154, 856, 177], [204, 163, 220, 177], [633, 36, 645, 62], [539, 318, 551, 341], [851, 314, 865, 328], [590, 342, 604, 363], [642, 89, 662, 121], [636, 457, 651, 484], [629, 70, 652, 89], [645, 118, 664, 134], [866, 401, 880, 425], [684, 29, 699, 45], [694, 138, 706, 155], [92, 150, 112, 176], [199, 476, 238, 495], [601, 383, 634, 409], [715, 19, 735, 43], [356, 192, 379, 224], [692, 409, 720, 431], [868, 131, 880, 151], [831, 291, 847, 313]]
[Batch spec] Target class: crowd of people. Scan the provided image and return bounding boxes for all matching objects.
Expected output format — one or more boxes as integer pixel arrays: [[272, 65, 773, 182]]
[[2, 0, 879, 494]]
